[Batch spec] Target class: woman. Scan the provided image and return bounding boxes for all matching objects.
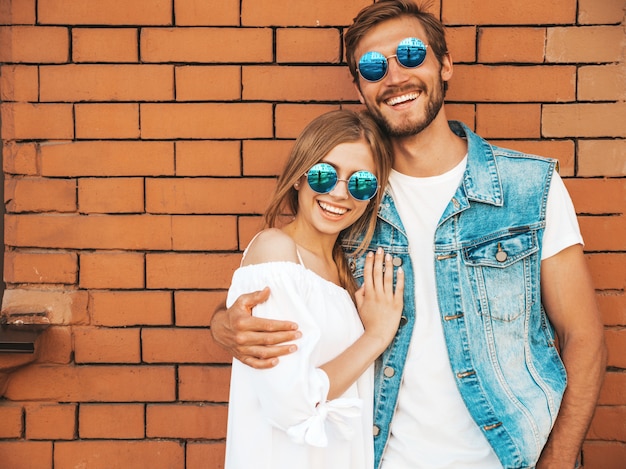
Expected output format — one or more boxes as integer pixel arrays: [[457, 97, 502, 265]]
[[225, 110, 404, 469]]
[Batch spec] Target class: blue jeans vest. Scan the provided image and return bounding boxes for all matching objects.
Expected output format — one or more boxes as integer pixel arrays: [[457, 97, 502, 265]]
[[343, 122, 566, 469]]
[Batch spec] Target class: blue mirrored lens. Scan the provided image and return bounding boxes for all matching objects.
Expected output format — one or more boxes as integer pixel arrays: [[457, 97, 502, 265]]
[[397, 37, 427, 68], [358, 51, 388, 82], [347, 171, 378, 201], [307, 163, 338, 194], [306, 163, 378, 201]]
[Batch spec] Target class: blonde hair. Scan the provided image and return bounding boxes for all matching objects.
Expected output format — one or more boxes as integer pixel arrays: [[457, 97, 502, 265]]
[[264, 109, 392, 296]]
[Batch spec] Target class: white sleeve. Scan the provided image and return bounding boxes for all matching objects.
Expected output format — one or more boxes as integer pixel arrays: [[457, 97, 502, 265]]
[[226, 263, 362, 447], [541, 170, 584, 260]]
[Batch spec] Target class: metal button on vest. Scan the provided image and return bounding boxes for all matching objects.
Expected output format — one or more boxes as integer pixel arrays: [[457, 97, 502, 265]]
[[349, 259, 356, 273], [399, 316, 408, 326], [373, 425, 380, 436], [392, 256, 402, 267], [383, 366, 395, 378]]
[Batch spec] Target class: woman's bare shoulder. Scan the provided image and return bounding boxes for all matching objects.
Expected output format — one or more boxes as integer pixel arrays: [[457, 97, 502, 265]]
[[241, 228, 299, 266]]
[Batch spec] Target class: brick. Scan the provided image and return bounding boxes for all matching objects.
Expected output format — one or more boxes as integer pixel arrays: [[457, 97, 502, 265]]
[[79, 252, 145, 289], [596, 290, 626, 327], [140, 103, 273, 139], [578, 0, 626, 24], [146, 403, 228, 438], [141, 28, 272, 62], [145, 178, 275, 214], [586, 253, 626, 290], [0, 65, 38, 101], [579, 65, 626, 102], [90, 290, 173, 326], [171, 215, 238, 251], [605, 329, 626, 369], [75, 104, 140, 139], [5, 177, 77, 212], [79, 404, 145, 439], [175, 66, 241, 101], [238, 216, 265, 249], [445, 26, 477, 63], [175, 0, 239, 26], [447, 65, 575, 102], [37, 326, 73, 364], [587, 405, 626, 441], [490, 139, 575, 177], [175, 291, 228, 327], [54, 440, 184, 468], [25, 403, 76, 440], [445, 104, 476, 130], [186, 442, 226, 469], [242, 0, 373, 26], [582, 441, 626, 469], [565, 178, 626, 215], [5, 214, 173, 250], [543, 103, 626, 138], [243, 140, 292, 176], [478, 27, 545, 63], [178, 365, 231, 402], [1, 103, 73, 140], [40, 141, 175, 177], [578, 215, 626, 252], [476, 104, 541, 139], [72, 28, 138, 63], [442, 0, 575, 25], [4, 251, 78, 284], [546, 26, 624, 63], [0, 25, 68, 63], [0, 0, 36, 24], [2, 142, 38, 175], [0, 403, 23, 437], [175, 141, 241, 177], [277, 28, 341, 63], [242, 65, 357, 101], [40, 64, 173, 102], [142, 328, 232, 363], [4, 365, 176, 401], [78, 177, 144, 213], [275, 104, 340, 138], [74, 326, 141, 363], [39, 0, 172, 25], [598, 372, 626, 406], [1, 288, 89, 326], [0, 442, 52, 467], [145, 253, 240, 290]]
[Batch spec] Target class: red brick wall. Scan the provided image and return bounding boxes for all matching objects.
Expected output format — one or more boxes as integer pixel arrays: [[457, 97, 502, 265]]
[[0, 0, 624, 467]]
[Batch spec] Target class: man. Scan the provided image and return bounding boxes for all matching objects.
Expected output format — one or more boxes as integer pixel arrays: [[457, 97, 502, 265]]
[[210, 1, 606, 468]]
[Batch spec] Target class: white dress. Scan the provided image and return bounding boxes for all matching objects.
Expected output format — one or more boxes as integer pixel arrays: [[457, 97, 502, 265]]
[[224, 260, 374, 469]]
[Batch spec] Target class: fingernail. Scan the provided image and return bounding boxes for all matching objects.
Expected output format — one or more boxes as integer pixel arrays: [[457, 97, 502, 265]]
[[377, 247, 383, 254]]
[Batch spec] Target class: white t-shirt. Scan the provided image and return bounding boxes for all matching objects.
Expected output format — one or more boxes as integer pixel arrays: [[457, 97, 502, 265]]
[[381, 157, 583, 469], [225, 261, 374, 469]]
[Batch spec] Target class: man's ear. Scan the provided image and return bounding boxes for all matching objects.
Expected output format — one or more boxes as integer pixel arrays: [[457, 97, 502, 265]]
[[441, 52, 453, 82]]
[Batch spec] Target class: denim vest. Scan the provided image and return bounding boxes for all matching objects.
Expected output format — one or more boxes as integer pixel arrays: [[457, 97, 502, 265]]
[[343, 122, 566, 469]]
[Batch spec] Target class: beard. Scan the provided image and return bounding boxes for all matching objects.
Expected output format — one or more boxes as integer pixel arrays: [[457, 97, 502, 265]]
[[364, 78, 445, 139]]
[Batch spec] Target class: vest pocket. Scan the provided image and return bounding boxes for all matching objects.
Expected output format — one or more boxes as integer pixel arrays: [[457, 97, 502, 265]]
[[462, 230, 539, 321]]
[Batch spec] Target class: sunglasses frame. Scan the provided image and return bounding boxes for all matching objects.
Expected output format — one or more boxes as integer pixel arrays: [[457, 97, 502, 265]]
[[357, 37, 429, 83], [305, 162, 379, 201]]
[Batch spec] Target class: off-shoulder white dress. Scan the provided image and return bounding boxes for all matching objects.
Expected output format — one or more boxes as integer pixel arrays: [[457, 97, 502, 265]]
[[224, 255, 374, 469]]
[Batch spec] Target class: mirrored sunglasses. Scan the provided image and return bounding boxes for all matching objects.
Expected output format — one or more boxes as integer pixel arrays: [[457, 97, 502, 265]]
[[357, 37, 428, 83], [306, 162, 378, 201]]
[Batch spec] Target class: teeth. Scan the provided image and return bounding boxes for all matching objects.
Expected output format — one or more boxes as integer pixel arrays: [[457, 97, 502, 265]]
[[319, 201, 348, 215], [386, 92, 419, 106]]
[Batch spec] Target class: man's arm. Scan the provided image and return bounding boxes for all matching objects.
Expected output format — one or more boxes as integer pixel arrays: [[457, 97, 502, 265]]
[[210, 287, 302, 369], [537, 244, 607, 468]]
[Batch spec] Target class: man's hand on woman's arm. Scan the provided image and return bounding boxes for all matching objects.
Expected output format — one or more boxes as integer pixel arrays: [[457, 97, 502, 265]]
[[210, 287, 301, 369]]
